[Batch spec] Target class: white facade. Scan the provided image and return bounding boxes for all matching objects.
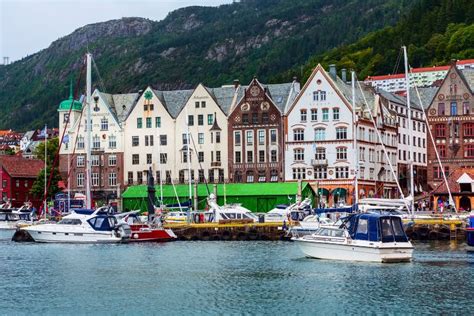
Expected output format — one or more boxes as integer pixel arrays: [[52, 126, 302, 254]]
[[123, 87, 176, 186]]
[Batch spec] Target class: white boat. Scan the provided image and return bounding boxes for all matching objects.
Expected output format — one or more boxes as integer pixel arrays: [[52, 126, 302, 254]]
[[0, 203, 34, 230], [289, 215, 336, 236], [292, 213, 413, 263], [21, 207, 131, 243], [265, 198, 312, 222], [207, 194, 258, 223]]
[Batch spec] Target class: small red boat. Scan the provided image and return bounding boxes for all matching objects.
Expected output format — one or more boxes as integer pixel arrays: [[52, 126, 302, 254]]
[[117, 211, 177, 242]]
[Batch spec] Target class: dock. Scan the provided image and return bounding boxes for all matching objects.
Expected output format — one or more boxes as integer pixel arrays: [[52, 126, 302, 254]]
[[403, 218, 466, 240]]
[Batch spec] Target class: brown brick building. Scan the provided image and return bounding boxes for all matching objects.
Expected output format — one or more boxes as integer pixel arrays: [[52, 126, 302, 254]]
[[427, 63, 474, 194], [227, 78, 298, 183]]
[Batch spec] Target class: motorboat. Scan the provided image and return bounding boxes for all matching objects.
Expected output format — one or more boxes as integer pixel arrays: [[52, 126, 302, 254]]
[[116, 211, 177, 242], [0, 203, 34, 230], [207, 194, 258, 223], [292, 213, 413, 263], [265, 198, 312, 222], [20, 207, 131, 243], [289, 215, 335, 236], [164, 211, 188, 223]]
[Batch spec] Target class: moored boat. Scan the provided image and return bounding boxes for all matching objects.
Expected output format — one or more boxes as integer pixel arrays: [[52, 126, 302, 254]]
[[116, 211, 177, 242], [292, 213, 413, 263]]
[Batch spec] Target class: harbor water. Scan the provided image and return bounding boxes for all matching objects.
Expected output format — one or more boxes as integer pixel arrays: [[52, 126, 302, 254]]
[[1, 237, 474, 315]]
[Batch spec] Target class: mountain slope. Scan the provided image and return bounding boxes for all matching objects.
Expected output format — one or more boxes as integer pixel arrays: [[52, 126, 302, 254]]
[[0, 0, 412, 131], [276, 0, 474, 82]]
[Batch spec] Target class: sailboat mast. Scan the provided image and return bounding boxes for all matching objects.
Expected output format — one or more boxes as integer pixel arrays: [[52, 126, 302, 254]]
[[351, 71, 359, 207], [185, 107, 192, 209], [44, 124, 47, 219], [85, 53, 92, 209], [403, 46, 414, 214]]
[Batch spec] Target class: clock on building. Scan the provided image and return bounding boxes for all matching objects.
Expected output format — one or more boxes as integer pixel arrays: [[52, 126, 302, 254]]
[[438, 94, 445, 101], [250, 86, 260, 97], [429, 108, 436, 115], [241, 103, 250, 111]]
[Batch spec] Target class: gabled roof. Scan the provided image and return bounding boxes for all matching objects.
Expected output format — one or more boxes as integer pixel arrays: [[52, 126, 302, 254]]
[[264, 83, 296, 113], [432, 168, 474, 194], [205, 85, 241, 115], [153, 89, 194, 119], [0, 156, 44, 178], [96, 91, 140, 123], [409, 87, 437, 110], [333, 76, 375, 112], [461, 68, 474, 92]]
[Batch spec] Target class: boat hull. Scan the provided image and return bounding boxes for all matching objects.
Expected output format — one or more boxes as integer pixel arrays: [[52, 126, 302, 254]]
[[22, 225, 128, 243], [129, 225, 177, 242], [294, 239, 413, 263]]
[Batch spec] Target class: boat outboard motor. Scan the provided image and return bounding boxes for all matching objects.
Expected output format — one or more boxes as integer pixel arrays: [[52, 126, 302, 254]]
[[114, 223, 131, 239]]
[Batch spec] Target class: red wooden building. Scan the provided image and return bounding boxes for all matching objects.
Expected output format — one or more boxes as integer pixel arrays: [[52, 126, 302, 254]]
[[0, 155, 44, 208]]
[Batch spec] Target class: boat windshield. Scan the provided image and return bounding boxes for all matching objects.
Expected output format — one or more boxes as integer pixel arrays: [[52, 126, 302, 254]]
[[315, 228, 345, 238], [58, 218, 82, 225], [88, 216, 117, 231]]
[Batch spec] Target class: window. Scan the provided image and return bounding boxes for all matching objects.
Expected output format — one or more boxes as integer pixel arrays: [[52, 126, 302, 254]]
[[464, 123, 474, 137], [336, 147, 347, 160], [451, 102, 457, 116], [145, 135, 149, 146], [132, 154, 139, 165], [247, 151, 253, 163], [91, 155, 99, 166], [333, 108, 340, 120], [132, 136, 139, 147], [149, 135, 154, 146], [335, 167, 349, 179], [292, 168, 306, 180], [434, 166, 449, 179], [235, 131, 241, 146], [15, 180, 19, 188], [92, 173, 99, 187], [258, 130, 265, 145], [216, 132, 221, 143], [315, 148, 326, 159], [208, 170, 215, 183], [235, 151, 241, 163], [198, 170, 205, 183], [314, 166, 327, 179], [188, 115, 194, 126], [160, 135, 167, 146], [77, 136, 84, 149], [92, 135, 100, 149], [271, 150, 277, 162], [155, 116, 161, 128], [137, 172, 143, 185], [270, 170, 278, 182], [207, 114, 213, 125], [108, 155, 117, 166], [262, 113, 269, 124], [198, 133, 204, 144], [270, 129, 277, 144], [128, 172, 133, 185], [336, 127, 347, 140], [160, 153, 167, 164], [108, 135, 116, 149], [246, 171, 254, 183], [100, 118, 108, 131], [252, 113, 258, 124], [77, 173, 84, 187], [77, 155, 85, 167], [198, 115, 204, 126], [314, 128, 325, 141], [201, 101, 206, 108], [465, 145, 474, 158], [435, 124, 446, 137], [144, 117, 151, 128], [463, 102, 470, 115], [182, 151, 190, 163], [311, 109, 317, 121], [216, 151, 221, 162], [300, 109, 307, 122], [313, 90, 326, 101], [137, 118, 143, 128], [106, 173, 117, 187], [147, 154, 152, 164], [294, 149, 304, 161], [246, 131, 253, 144], [437, 145, 446, 158], [195, 101, 200, 108], [322, 108, 329, 121], [293, 129, 304, 141], [182, 133, 188, 145], [259, 150, 265, 162], [242, 114, 249, 125]]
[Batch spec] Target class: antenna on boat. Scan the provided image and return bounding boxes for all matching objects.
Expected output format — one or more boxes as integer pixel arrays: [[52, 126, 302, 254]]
[[403, 46, 415, 215]]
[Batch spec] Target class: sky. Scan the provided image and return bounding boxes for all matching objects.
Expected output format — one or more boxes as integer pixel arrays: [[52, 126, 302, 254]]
[[0, 0, 234, 63]]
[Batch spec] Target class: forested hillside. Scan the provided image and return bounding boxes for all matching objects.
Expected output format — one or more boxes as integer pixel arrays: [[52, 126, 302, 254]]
[[0, 0, 412, 130]]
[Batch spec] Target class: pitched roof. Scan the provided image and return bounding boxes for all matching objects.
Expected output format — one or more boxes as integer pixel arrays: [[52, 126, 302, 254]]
[[205, 85, 240, 115], [0, 156, 44, 178], [409, 86, 438, 110], [461, 68, 474, 92], [431, 168, 474, 194], [96, 91, 140, 123], [153, 89, 194, 118], [332, 76, 375, 112]]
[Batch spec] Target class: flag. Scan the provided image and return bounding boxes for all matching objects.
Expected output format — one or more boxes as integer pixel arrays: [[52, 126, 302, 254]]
[[39, 126, 47, 138], [62, 134, 70, 144]]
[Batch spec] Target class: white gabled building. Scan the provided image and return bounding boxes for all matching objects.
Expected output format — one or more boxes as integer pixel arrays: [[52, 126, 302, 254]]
[[284, 64, 398, 206]]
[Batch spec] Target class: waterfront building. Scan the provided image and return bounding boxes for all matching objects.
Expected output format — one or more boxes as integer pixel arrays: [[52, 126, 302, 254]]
[[227, 78, 298, 183], [58, 85, 138, 204], [0, 155, 44, 208], [284, 64, 398, 206], [431, 168, 474, 211], [124, 87, 191, 186], [426, 62, 474, 199], [365, 59, 474, 93]]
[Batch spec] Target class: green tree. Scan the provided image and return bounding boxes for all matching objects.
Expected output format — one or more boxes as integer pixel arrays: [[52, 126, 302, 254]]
[[34, 137, 59, 166], [31, 137, 62, 199]]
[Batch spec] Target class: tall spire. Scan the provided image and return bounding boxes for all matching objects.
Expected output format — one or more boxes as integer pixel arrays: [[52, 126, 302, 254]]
[[69, 77, 74, 100]]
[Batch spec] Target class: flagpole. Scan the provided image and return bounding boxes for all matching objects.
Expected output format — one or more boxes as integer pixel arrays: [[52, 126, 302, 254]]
[[44, 124, 47, 219]]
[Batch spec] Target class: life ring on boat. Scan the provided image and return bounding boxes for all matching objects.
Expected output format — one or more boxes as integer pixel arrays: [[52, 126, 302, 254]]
[[133, 233, 139, 239]]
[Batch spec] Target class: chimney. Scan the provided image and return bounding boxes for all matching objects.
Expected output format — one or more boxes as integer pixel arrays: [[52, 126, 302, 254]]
[[233, 79, 240, 89], [341, 68, 347, 83], [329, 64, 337, 80]]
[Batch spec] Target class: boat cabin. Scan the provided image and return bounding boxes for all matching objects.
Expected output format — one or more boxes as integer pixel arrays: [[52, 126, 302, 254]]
[[344, 213, 409, 243]]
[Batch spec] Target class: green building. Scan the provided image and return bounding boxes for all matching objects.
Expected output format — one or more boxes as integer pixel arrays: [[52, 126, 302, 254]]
[[122, 182, 315, 213]]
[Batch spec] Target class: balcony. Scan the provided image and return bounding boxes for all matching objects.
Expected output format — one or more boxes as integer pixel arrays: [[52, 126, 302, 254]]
[[311, 159, 328, 166], [211, 161, 221, 167]]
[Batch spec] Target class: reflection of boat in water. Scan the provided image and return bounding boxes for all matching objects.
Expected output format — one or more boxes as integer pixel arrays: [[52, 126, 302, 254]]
[[292, 213, 413, 263], [265, 198, 312, 222], [116, 211, 176, 242], [20, 207, 131, 243]]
